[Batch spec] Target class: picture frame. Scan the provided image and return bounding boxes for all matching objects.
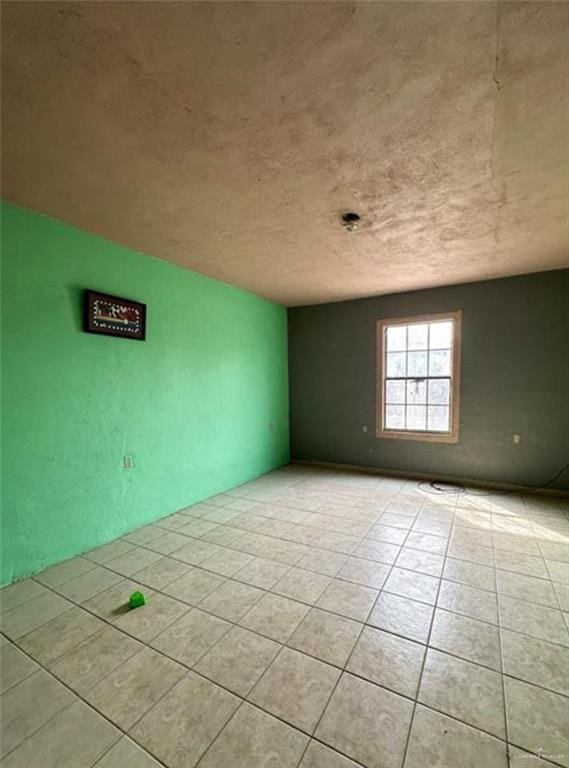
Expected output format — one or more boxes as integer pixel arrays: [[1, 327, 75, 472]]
[[84, 290, 146, 340]]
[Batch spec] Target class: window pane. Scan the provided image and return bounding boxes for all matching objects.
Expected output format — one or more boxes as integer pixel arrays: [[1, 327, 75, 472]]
[[427, 405, 450, 432], [408, 351, 428, 377], [385, 405, 405, 429], [429, 321, 453, 349], [406, 405, 427, 430], [407, 324, 428, 350], [386, 352, 406, 377], [428, 378, 450, 405], [406, 379, 427, 404], [386, 380, 405, 403], [429, 349, 451, 376], [386, 326, 407, 351]]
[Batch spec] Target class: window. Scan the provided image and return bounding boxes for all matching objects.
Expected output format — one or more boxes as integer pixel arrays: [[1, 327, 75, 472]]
[[376, 311, 461, 443]]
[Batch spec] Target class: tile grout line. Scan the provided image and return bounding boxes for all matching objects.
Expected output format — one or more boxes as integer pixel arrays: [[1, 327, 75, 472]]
[[3, 476, 564, 764], [492, 523, 513, 768], [293, 493, 441, 768], [400, 490, 458, 768]]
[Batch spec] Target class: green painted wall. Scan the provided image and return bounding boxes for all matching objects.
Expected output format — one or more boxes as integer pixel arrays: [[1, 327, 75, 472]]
[[1, 202, 289, 585], [289, 270, 569, 491]]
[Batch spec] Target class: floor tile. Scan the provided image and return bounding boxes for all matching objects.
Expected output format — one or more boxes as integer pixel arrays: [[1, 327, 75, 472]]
[[177, 519, 221, 539], [499, 595, 569, 646], [234, 556, 291, 589], [380, 512, 414, 530], [546, 558, 569, 584], [353, 539, 400, 564], [288, 607, 362, 667], [199, 579, 264, 621], [366, 524, 408, 545], [84, 540, 135, 565], [34, 557, 97, 588], [299, 740, 363, 768], [0, 670, 77, 758], [18, 606, 104, 665], [505, 677, 569, 768], [122, 524, 165, 545], [316, 579, 378, 622], [430, 608, 501, 670], [403, 531, 447, 555], [130, 672, 240, 768], [240, 592, 310, 642], [154, 511, 192, 530], [200, 547, 254, 577], [173, 539, 222, 566], [95, 737, 163, 768], [85, 646, 185, 729], [248, 647, 340, 733], [554, 581, 569, 611], [0, 644, 39, 693], [447, 540, 494, 567], [437, 579, 498, 624], [367, 591, 434, 643], [418, 648, 505, 738], [347, 625, 425, 697], [405, 704, 508, 768], [48, 625, 142, 695], [201, 525, 246, 548], [383, 567, 440, 605], [295, 549, 349, 577], [132, 555, 193, 590], [539, 540, 569, 562], [315, 672, 414, 768], [496, 569, 558, 608], [106, 548, 162, 577], [163, 567, 224, 604], [501, 628, 569, 696], [1, 590, 71, 639], [56, 566, 123, 602], [115, 592, 189, 642], [274, 567, 331, 604], [0, 579, 48, 614], [263, 538, 312, 565], [337, 557, 390, 589], [2, 698, 120, 768], [84, 578, 149, 622], [151, 607, 231, 667], [508, 744, 560, 767], [396, 547, 444, 577], [493, 532, 540, 556], [144, 531, 190, 555], [195, 625, 280, 696], [443, 557, 496, 591], [199, 702, 309, 768], [494, 550, 548, 579]]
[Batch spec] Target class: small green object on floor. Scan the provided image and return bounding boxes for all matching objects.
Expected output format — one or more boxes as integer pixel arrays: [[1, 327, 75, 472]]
[[129, 591, 146, 609]]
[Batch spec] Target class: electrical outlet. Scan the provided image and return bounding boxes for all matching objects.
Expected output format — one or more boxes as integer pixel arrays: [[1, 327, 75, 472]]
[[512, 434, 521, 445], [123, 455, 134, 469], [362, 426, 368, 433]]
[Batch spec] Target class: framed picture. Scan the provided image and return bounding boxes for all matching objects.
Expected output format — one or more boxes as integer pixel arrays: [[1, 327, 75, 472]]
[[84, 290, 146, 340]]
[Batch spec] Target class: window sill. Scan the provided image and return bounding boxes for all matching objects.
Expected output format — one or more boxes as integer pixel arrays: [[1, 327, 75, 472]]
[[376, 429, 459, 444]]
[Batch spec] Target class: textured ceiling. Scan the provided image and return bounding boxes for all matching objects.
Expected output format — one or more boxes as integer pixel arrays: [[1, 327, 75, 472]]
[[2, 1, 568, 306]]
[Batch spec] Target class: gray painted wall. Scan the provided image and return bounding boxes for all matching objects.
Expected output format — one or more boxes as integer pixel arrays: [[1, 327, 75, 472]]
[[288, 269, 569, 490]]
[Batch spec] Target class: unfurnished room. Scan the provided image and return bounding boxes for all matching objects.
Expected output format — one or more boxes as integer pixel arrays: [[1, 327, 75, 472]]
[[1, 2, 568, 767]]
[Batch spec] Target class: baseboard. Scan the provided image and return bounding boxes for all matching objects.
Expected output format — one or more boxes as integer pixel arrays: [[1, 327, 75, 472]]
[[291, 458, 569, 498]]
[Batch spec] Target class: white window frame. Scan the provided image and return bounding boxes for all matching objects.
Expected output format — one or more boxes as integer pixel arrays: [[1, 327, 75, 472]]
[[376, 311, 462, 443]]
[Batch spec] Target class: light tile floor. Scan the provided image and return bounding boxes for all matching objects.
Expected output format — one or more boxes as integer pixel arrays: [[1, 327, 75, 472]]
[[1, 465, 569, 768]]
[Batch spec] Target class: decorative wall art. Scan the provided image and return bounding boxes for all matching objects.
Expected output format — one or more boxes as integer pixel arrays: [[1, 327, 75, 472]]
[[84, 290, 146, 340]]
